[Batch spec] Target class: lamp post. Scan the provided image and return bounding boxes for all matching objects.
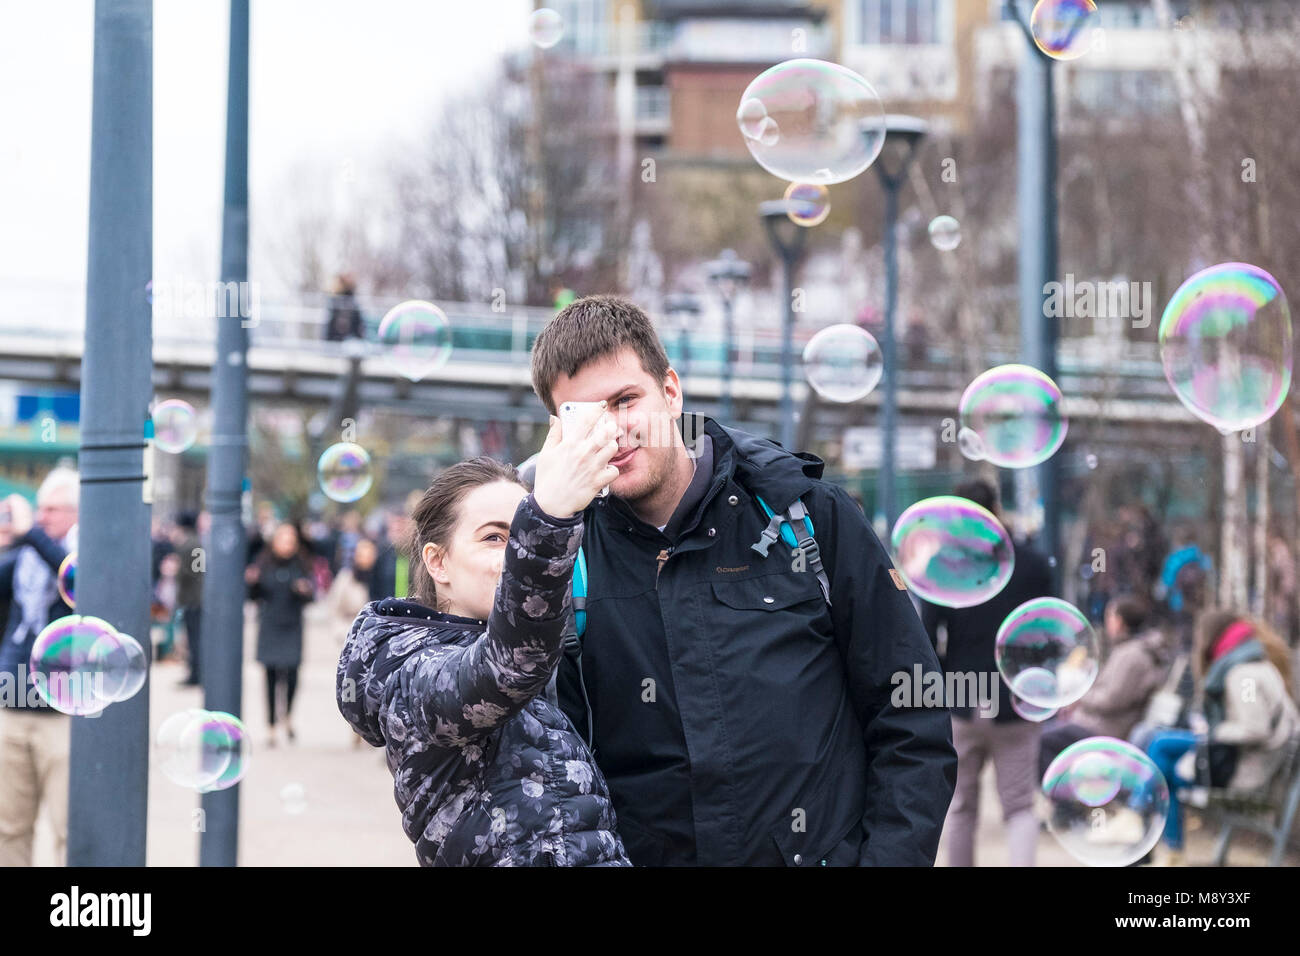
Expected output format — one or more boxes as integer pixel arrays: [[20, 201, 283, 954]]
[[759, 202, 809, 450], [871, 114, 928, 533], [703, 249, 751, 421], [663, 292, 702, 386]]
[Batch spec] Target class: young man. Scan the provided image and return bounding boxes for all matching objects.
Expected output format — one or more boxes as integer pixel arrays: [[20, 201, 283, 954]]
[[531, 295, 956, 866]]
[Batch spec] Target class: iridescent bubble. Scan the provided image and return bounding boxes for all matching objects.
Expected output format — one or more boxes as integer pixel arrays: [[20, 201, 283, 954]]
[[95, 632, 147, 703], [529, 7, 564, 49], [784, 182, 831, 227], [928, 215, 961, 251], [735, 58, 886, 185], [57, 552, 75, 608], [196, 712, 252, 792], [1158, 262, 1292, 432], [1009, 674, 1059, 723], [317, 442, 373, 504], [957, 427, 985, 461], [1030, 0, 1099, 61], [891, 495, 1015, 608], [1043, 737, 1169, 867], [958, 364, 1068, 468], [377, 300, 453, 382], [28, 615, 122, 716], [156, 709, 227, 790], [996, 597, 1099, 708], [152, 399, 198, 454], [802, 324, 883, 403]]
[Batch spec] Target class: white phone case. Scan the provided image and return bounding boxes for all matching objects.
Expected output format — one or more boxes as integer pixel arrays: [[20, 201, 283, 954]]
[[559, 402, 610, 497]]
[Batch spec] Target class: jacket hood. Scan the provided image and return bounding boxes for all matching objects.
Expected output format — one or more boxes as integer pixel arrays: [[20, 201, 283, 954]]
[[337, 598, 452, 748], [694, 413, 824, 513]]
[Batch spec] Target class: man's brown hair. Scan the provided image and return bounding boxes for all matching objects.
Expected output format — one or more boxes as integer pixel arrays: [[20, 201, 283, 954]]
[[530, 295, 671, 414]]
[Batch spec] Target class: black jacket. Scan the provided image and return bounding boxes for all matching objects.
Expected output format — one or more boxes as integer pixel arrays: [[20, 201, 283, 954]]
[[557, 415, 957, 866], [921, 541, 1055, 723], [0, 527, 73, 713], [336, 494, 629, 866], [248, 552, 314, 668]]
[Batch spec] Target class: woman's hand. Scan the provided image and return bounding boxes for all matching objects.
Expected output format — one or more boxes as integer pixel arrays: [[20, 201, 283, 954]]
[[531, 402, 619, 520]]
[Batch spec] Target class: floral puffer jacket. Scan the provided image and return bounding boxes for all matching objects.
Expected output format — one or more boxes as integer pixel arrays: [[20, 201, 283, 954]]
[[336, 493, 629, 867]]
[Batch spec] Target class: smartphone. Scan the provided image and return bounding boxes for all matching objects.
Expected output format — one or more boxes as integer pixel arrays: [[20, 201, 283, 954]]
[[558, 401, 610, 497]]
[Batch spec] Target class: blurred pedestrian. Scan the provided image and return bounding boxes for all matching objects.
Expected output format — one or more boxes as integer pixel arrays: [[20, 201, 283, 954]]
[[370, 504, 412, 602], [246, 522, 315, 747], [549, 278, 577, 311], [324, 273, 364, 341], [921, 477, 1055, 867], [172, 511, 204, 687], [0, 469, 78, 866], [325, 536, 377, 750]]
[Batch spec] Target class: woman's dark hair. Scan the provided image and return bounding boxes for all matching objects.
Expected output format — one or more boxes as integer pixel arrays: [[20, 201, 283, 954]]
[[1108, 595, 1149, 634], [407, 458, 524, 610]]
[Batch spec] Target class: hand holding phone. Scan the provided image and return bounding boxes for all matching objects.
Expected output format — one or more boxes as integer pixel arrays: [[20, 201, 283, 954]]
[[559, 401, 614, 498], [532, 401, 620, 519]]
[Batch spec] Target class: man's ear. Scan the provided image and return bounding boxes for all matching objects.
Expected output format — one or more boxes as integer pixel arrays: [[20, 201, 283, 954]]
[[423, 541, 450, 585], [662, 367, 684, 418]]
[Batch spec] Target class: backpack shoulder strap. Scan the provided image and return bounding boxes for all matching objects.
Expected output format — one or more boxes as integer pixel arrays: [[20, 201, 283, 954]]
[[751, 494, 831, 607], [569, 545, 588, 641]]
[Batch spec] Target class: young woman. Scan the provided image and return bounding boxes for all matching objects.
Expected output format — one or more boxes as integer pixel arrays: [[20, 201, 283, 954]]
[[1144, 611, 1300, 863], [246, 521, 315, 747], [336, 407, 630, 866]]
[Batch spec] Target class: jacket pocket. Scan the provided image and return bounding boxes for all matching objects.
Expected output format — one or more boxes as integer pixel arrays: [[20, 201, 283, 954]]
[[710, 572, 825, 614], [768, 770, 863, 867]]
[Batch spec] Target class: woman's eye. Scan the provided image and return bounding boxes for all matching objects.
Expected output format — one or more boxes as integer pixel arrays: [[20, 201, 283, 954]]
[[484, 533, 506, 544]]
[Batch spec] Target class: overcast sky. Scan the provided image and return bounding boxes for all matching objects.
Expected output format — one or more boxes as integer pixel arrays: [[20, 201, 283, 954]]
[[0, 0, 532, 296]]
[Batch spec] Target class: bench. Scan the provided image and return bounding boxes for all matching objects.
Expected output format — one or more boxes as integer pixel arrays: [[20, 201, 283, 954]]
[[1186, 735, 1300, 867]]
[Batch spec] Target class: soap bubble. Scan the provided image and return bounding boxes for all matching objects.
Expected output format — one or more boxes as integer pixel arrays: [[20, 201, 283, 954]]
[[1010, 680, 1059, 723], [928, 215, 961, 251], [959, 364, 1068, 468], [996, 598, 1099, 709], [317, 442, 373, 503], [736, 58, 886, 185], [784, 182, 831, 227], [57, 552, 75, 608], [802, 324, 883, 403], [152, 399, 198, 454], [28, 615, 123, 716], [157, 709, 251, 791], [1158, 262, 1292, 432], [529, 8, 564, 49], [1043, 737, 1169, 866], [891, 496, 1015, 608], [957, 427, 985, 461], [377, 300, 453, 382], [1030, 0, 1100, 61], [95, 632, 147, 703]]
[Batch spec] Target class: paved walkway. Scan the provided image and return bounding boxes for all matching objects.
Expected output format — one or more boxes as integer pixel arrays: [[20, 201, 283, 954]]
[[31, 603, 1293, 867]]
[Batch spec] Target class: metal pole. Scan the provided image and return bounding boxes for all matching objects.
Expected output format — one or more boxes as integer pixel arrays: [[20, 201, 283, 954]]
[[67, 0, 154, 867], [1013, 0, 1061, 585], [880, 182, 900, 531], [721, 296, 735, 421], [780, 252, 796, 450], [199, 0, 250, 867]]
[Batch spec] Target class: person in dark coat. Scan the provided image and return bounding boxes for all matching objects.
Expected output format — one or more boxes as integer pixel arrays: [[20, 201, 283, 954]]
[[173, 511, 204, 686], [324, 273, 364, 341], [246, 521, 315, 747], [531, 296, 957, 867], [336, 414, 631, 866], [920, 477, 1055, 867]]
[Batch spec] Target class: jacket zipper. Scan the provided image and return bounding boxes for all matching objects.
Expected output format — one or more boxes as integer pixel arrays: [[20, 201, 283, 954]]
[[656, 547, 672, 584]]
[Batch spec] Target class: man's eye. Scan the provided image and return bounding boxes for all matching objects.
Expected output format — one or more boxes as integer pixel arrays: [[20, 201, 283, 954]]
[[615, 395, 634, 406]]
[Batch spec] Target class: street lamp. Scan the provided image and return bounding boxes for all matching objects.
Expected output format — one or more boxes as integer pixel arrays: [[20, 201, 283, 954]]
[[759, 201, 809, 450], [703, 249, 751, 421], [872, 114, 928, 534], [663, 292, 702, 385]]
